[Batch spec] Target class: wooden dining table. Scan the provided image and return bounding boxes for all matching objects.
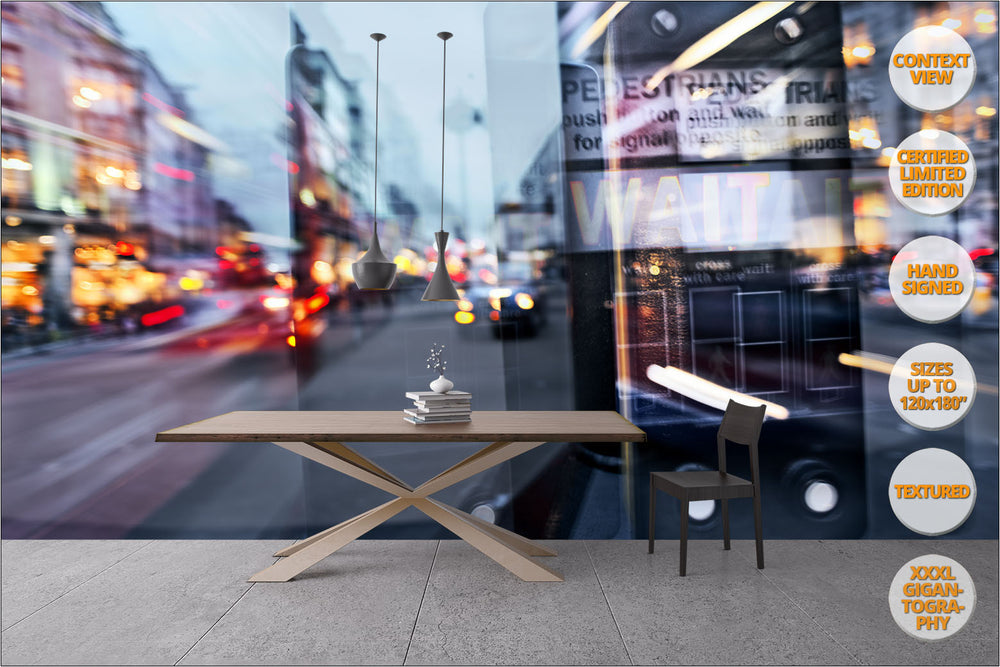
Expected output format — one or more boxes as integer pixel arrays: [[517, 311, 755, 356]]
[[156, 410, 646, 582]]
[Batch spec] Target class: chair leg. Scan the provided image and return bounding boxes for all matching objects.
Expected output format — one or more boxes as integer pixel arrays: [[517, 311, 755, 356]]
[[648, 479, 656, 554], [679, 499, 689, 576], [721, 498, 731, 550], [752, 493, 764, 569]]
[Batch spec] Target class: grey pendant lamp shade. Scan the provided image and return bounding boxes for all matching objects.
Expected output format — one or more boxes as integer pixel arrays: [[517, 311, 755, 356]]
[[422, 31, 461, 302], [352, 33, 397, 290]]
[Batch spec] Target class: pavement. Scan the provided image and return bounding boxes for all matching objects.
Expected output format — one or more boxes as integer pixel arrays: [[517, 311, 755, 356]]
[[1, 539, 996, 665]]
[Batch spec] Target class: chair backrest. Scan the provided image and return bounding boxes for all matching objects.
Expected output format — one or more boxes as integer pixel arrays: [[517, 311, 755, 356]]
[[716, 399, 767, 487]]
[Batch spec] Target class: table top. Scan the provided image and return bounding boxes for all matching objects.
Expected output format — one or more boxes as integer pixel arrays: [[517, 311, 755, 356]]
[[156, 411, 646, 443]]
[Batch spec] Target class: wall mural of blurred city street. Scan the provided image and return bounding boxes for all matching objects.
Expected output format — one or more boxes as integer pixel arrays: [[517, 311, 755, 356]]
[[2, 2, 997, 542]]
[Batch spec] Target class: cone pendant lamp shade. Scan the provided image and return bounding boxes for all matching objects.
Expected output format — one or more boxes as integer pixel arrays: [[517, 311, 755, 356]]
[[422, 231, 461, 301], [352, 32, 396, 291], [421, 31, 460, 302]]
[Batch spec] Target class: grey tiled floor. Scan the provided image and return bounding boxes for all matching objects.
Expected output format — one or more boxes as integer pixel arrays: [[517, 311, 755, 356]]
[[1, 539, 996, 665]]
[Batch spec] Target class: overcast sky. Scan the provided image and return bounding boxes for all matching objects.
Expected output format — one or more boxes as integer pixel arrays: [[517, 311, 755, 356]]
[[296, 2, 498, 239], [105, 2, 516, 243]]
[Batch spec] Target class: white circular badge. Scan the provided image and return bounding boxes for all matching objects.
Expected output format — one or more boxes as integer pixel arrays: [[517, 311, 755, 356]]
[[889, 555, 976, 640], [889, 26, 976, 112], [888, 343, 976, 431], [889, 236, 976, 323], [889, 131, 976, 216], [889, 448, 976, 536]]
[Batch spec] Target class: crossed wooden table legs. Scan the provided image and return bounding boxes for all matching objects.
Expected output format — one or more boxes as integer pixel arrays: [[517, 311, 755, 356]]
[[250, 440, 563, 583]]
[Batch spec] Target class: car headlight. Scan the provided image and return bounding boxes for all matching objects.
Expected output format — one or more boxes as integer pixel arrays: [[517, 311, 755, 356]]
[[515, 292, 534, 310], [262, 296, 290, 310]]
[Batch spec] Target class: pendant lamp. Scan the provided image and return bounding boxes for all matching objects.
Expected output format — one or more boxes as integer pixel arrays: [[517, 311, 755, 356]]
[[352, 33, 397, 290], [422, 31, 461, 302]]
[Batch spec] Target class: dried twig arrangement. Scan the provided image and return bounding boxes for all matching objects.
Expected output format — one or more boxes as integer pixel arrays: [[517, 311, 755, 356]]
[[426, 343, 447, 375]]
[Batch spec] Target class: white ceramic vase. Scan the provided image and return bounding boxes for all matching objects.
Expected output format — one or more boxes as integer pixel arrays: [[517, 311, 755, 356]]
[[430, 375, 454, 394]]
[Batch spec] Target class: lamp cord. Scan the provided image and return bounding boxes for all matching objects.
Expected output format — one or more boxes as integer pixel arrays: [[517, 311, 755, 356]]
[[373, 38, 380, 236], [439, 36, 446, 233]]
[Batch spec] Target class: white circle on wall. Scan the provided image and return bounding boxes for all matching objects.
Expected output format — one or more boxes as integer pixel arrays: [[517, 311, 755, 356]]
[[889, 26, 976, 112], [888, 342, 976, 430], [889, 554, 976, 640], [889, 236, 976, 323], [889, 131, 976, 216], [889, 448, 976, 536], [804, 480, 838, 514]]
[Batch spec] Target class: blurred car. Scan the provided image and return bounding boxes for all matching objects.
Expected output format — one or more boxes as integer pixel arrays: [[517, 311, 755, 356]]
[[964, 248, 999, 328], [246, 273, 294, 320], [455, 263, 548, 338]]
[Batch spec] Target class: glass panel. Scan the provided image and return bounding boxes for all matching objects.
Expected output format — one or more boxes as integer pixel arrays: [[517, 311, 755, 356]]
[[1, 2, 299, 538], [535, 0, 996, 541]]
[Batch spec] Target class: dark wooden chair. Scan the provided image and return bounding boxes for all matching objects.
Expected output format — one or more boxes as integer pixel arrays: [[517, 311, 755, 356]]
[[648, 399, 766, 576]]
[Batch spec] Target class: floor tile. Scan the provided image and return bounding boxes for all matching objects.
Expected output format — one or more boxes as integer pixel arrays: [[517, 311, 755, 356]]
[[588, 540, 859, 665], [1, 539, 995, 666], [1, 540, 149, 630], [178, 540, 437, 666], [405, 540, 629, 666], [1, 540, 283, 665], [730, 540, 999, 665]]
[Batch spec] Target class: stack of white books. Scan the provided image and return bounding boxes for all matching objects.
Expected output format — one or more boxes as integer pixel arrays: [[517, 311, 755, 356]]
[[403, 391, 472, 424]]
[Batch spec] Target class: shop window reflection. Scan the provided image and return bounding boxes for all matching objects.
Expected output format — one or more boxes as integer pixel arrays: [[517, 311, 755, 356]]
[[1, 44, 25, 109]]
